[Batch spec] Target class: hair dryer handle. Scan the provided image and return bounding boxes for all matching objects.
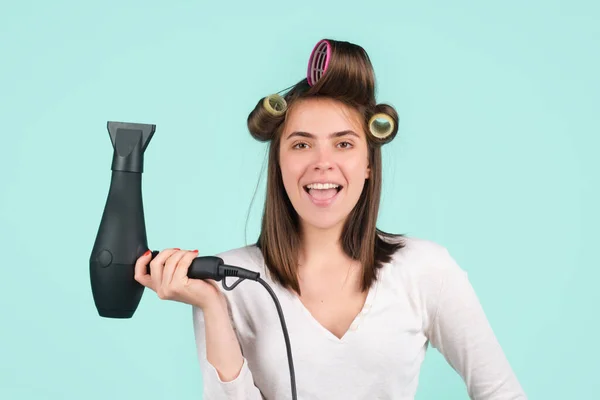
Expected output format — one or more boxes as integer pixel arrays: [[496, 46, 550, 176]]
[[147, 253, 224, 281], [147, 252, 258, 282], [188, 256, 225, 281]]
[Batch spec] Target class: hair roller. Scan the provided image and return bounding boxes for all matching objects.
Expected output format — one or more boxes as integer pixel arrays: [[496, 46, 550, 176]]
[[305, 38, 375, 106], [307, 39, 331, 86], [247, 94, 287, 142], [369, 113, 394, 139], [367, 104, 399, 144], [263, 93, 288, 117]]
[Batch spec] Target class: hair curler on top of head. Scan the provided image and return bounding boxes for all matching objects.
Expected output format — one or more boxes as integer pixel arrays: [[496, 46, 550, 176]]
[[248, 38, 399, 145], [307, 39, 331, 86]]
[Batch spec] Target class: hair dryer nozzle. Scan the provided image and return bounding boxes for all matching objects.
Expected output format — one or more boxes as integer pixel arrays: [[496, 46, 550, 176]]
[[107, 121, 156, 173], [108, 121, 155, 151]]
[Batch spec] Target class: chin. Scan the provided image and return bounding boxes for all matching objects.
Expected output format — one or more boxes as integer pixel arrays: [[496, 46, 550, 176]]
[[298, 213, 347, 232]]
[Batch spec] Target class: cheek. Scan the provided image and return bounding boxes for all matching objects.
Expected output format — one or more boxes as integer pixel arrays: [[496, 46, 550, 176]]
[[344, 157, 369, 183], [279, 158, 303, 193]]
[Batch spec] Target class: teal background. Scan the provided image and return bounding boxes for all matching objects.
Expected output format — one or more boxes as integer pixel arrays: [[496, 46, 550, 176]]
[[1, 0, 598, 398]]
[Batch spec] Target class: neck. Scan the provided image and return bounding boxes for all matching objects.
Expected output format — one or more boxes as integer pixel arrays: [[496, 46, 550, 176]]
[[297, 221, 350, 271]]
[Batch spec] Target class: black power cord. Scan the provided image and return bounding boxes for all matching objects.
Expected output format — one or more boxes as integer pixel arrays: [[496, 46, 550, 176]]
[[149, 252, 297, 400], [255, 276, 297, 399]]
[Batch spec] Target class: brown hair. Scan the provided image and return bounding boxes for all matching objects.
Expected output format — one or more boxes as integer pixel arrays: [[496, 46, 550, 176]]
[[247, 39, 405, 295]]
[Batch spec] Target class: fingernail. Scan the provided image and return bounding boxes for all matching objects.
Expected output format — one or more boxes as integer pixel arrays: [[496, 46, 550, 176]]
[[174, 248, 180, 251], [143, 250, 151, 256], [193, 249, 198, 253]]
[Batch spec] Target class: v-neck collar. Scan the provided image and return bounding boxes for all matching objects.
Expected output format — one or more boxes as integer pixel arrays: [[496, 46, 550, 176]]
[[289, 277, 379, 344], [249, 245, 381, 343]]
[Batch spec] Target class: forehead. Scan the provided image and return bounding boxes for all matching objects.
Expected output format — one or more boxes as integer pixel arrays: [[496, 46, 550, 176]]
[[283, 98, 364, 137]]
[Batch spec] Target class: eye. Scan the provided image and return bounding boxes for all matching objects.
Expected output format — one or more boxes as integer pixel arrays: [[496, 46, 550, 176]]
[[337, 141, 353, 149], [292, 142, 309, 149]]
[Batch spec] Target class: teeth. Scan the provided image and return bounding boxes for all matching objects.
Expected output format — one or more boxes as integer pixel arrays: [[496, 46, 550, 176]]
[[306, 183, 340, 190]]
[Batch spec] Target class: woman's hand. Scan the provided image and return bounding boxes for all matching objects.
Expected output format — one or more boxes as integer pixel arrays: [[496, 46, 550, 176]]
[[134, 248, 223, 310]]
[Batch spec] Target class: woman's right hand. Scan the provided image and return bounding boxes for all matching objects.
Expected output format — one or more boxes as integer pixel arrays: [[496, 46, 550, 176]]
[[134, 248, 224, 310]]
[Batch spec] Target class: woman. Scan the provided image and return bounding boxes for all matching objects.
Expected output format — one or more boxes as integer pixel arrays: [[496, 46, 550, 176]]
[[134, 39, 526, 399]]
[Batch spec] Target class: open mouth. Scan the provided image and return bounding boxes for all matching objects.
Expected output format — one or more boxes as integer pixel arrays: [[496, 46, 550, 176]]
[[303, 183, 343, 205]]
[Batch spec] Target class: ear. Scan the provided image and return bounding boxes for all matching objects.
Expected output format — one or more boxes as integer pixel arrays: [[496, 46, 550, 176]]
[[365, 165, 371, 179]]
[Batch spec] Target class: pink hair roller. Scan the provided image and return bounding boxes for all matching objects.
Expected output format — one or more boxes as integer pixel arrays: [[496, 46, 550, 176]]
[[307, 39, 331, 86]]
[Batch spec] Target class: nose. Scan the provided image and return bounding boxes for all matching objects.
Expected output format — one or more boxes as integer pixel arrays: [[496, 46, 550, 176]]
[[312, 145, 334, 171]]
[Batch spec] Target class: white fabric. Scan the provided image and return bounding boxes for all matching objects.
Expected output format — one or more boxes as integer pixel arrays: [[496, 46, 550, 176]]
[[192, 236, 526, 399]]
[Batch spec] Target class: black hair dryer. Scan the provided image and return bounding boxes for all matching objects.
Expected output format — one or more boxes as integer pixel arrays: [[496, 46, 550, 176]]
[[89, 121, 257, 319], [89, 121, 156, 319]]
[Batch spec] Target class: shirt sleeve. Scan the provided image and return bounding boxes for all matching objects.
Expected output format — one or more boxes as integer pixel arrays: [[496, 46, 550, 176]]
[[192, 304, 265, 400], [426, 248, 527, 399]]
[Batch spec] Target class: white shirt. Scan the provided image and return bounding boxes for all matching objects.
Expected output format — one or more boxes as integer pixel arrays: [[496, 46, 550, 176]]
[[192, 236, 526, 399]]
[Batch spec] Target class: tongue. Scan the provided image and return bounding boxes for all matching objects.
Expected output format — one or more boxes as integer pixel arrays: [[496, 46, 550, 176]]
[[309, 188, 338, 200]]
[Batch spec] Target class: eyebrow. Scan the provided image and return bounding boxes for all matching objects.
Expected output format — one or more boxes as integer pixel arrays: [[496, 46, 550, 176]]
[[285, 130, 360, 140]]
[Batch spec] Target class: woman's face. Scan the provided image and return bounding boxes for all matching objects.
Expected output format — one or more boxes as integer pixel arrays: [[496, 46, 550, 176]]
[[279, 97, 370, 233]]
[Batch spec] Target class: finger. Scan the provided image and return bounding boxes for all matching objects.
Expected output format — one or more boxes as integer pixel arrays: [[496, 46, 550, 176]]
[[161, 250, 189, 294], [134, 250, 154, 289], [149, 248, 180, 293], [173, 249, 199, 285]]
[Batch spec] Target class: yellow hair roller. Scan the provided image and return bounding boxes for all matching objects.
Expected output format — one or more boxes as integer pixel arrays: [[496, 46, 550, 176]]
[[368, 113, 394, 139], [263, 94, 287, 117]]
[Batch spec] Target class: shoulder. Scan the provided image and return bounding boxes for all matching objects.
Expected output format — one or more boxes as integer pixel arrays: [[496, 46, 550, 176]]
[[381, 235, 466, 301], [379, 235, 468, 330], [386, 235, 460, 274]]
